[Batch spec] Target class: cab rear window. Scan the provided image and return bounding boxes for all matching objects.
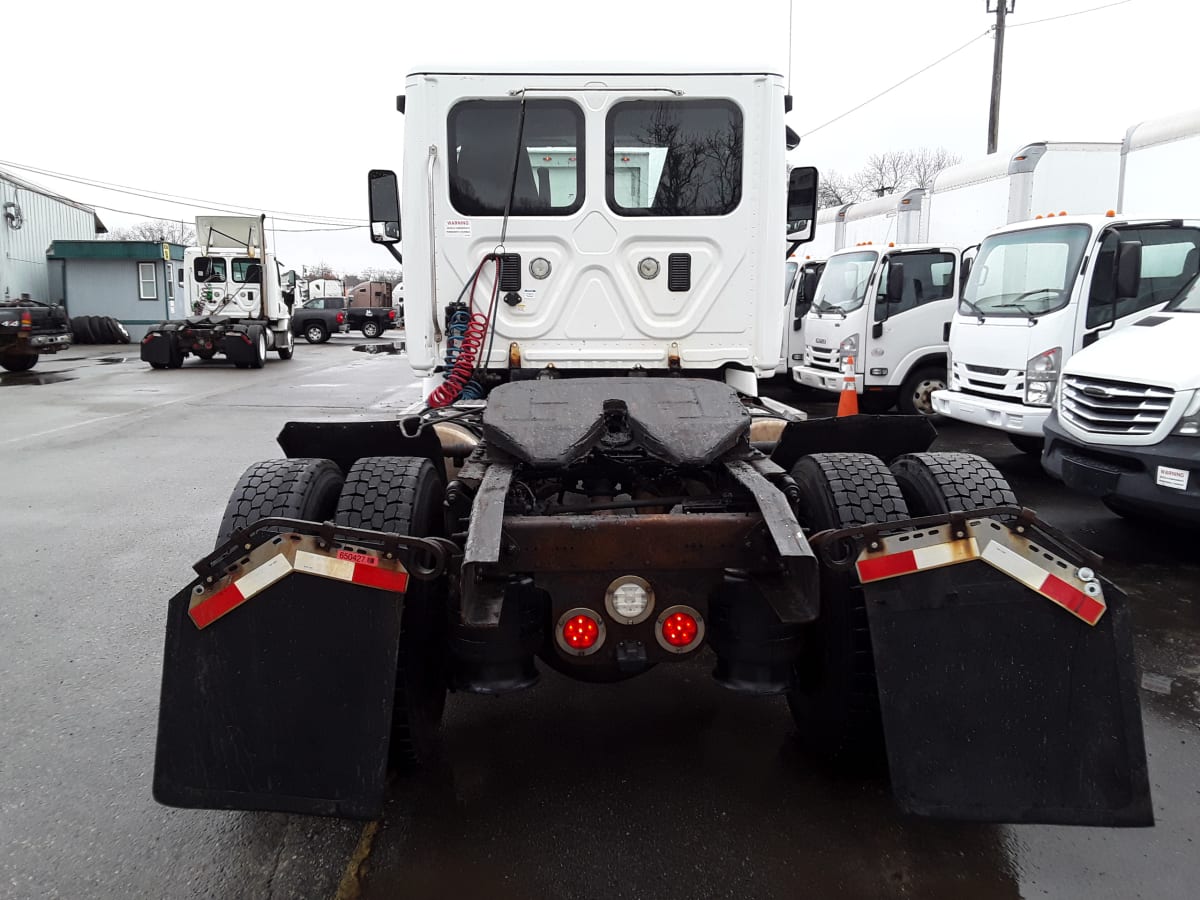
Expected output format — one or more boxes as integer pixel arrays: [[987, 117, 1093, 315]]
[[193, 258, 226, 283], [448, 99, 584, 216], [606, 100, 743, 217]]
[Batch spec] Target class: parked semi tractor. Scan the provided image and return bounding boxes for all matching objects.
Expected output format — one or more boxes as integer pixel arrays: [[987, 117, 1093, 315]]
[[934, 119, 1199, 450], [141, 216, 296, 368], [151, 66, 1150, 827]]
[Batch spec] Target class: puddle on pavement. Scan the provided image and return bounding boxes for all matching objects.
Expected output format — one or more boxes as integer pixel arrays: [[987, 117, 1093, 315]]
[[96, 356, 130, 364], [353, 341, 405, 354], [0, 372, 77, 386]]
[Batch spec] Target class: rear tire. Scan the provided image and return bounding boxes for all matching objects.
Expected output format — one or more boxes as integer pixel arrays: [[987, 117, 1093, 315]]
[[890, 452, 1017, 516], [1008, 434, 1045, 456], [1, 351, 38, 372], [250, 327, 267, 369], [216, 458, 344, 547], [304, 323, 328, 344], [787, 453, 909, 767], [897, 365, 945, 417], [336, 457, 448, 771], [362, 320, 381, 338]]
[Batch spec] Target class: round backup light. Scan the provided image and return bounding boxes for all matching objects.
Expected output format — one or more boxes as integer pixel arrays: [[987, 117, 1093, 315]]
[[604, 576, 655, 625], [655, 605, 705, 653], [529, 257, 552, 280], [556, 608, 606, 656], [638, 257, 660, 280]]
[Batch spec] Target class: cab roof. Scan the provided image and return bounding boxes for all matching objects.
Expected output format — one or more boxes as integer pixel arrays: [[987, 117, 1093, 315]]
[[407, 63, 782, 77]]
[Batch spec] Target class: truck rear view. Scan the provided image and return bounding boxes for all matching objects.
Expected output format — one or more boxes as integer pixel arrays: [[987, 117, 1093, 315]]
[[151, 66, 1152, 829]]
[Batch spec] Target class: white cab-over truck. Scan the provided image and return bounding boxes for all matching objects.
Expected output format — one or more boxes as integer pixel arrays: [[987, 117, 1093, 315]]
[[141, 215, 296, 368], [149, 65, 1150, 828], [1042, 263, 1200, 521], [934, 215, 1200, 452], [776, 255, 824, 376]]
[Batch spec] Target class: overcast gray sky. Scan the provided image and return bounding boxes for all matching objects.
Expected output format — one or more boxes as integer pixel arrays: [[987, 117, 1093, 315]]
[[4, 0, 1192, 273]]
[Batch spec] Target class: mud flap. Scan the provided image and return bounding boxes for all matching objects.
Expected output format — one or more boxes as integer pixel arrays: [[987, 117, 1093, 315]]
[[153, 572, 402, 819], [863, 562, 1152, 826]]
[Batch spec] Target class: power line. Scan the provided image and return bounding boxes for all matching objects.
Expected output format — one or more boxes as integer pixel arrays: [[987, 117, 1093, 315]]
[[0, 158, 367, 226], [1008, 0, 1135, 29], [84, 199, 365, 233], [799, 30, 991, 138]]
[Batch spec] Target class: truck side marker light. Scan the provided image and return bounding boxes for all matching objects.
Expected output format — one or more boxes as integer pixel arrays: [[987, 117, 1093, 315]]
[[654, 605, 705, 653], [189, 547, 408, 629], [855, 521, 1106, 626]]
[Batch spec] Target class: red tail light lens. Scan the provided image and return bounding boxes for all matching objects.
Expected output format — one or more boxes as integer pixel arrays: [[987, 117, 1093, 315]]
[[562, 614, 599, 650], [20, 310, 32, 331], [661, 612, 699, 647], [336, 311, 345, 324], [388, 309, 396, 320]]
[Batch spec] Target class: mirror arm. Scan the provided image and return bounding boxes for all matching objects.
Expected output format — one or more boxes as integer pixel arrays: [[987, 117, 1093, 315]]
[[381, 244, 403, 266]]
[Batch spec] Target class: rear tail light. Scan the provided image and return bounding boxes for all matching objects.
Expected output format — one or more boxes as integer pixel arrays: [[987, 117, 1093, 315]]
[[336, 311, 345, 324], [555, 608, 605, 656], [20, 310, 32, 332], [388, 309, 396, 320], [655, 605, 705, 653]]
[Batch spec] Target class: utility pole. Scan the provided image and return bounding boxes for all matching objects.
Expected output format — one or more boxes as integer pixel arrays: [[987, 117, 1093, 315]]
[[987, 0, 1014, 154]]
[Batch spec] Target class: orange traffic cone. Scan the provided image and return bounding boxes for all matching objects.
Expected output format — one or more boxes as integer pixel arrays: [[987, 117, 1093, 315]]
[[836, 355, 859, 417]]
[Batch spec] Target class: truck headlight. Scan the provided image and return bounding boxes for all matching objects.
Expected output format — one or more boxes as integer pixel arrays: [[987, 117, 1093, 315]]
[[1172, 391, 1200, 436], [838, 333, 860, 362], [1024, 347, 1061, 407]]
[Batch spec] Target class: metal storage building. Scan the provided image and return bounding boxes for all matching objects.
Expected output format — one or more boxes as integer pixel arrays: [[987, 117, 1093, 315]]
[[1, 168, 106, 302], [46, 241, 188, 341]]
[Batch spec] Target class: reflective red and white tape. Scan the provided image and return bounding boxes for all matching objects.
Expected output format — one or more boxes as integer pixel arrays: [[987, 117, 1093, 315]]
[[189, 548, 409, 629], [855, 535, 1105, 626]]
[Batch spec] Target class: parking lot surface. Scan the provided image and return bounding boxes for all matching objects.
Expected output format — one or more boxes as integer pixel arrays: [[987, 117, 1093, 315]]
[[1, 345, 1196, 899]]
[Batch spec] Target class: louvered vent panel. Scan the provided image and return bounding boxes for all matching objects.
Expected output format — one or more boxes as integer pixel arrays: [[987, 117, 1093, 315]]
[[499, 254, 522, 292], [667, 253, 691, 292]]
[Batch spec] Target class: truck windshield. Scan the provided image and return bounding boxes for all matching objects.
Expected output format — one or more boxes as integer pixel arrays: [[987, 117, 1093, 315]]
[[812, 251, 876, 314], [1165, 272, 1200, 312], [963, 224, 1090, 317]]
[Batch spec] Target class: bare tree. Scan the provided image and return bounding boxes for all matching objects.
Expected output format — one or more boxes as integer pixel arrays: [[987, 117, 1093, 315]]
[[908, 146, 963, 189], [109, 219, 196, 245], [817, 146, 962, 208]]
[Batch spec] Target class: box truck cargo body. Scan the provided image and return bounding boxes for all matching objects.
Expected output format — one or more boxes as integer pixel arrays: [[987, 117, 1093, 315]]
[[920, 142, 1121, 247], [1119, 106, 1200, 218], [840, 189, 925, 248]]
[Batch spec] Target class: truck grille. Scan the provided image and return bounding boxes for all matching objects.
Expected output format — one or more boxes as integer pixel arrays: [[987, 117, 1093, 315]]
[[1060, 375, 1174, 436], [808, 345, 840, 372], [955, 362, 1024, 401]]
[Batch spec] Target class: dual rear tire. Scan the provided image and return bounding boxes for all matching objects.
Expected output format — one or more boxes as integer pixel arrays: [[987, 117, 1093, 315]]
[[786, 451, 1015, 767], [217, 455, 447, 771]]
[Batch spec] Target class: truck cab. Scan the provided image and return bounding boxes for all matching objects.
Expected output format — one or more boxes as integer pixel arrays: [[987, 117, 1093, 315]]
[[776, 256, 823, 376], [933, 215, 1200, 451], [792, 243, 960, 414]]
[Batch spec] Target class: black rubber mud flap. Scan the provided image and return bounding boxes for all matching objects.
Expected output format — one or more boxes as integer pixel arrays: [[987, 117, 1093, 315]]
[[863, 562, 1153, 826], [771, 415, 937, 472], [153, 572, 402, 819]]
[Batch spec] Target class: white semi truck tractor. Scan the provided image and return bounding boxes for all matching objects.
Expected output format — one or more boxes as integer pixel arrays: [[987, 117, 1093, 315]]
[[140, 215, 296, 368], [150, 65, 1150, 828]]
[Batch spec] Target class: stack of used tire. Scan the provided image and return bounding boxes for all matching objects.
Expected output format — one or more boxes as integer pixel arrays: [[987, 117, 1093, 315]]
[[70, 315, 131, 344]]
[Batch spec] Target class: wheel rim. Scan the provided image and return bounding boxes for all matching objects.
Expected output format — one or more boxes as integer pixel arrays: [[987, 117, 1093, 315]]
[[910, 378, 945, 417], [364, 322, 379, 337], [307, 326, 323, 342]]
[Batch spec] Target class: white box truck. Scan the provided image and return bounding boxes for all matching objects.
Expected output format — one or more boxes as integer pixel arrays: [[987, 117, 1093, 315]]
[[1119, 106, 1200, 218], [932, 131, 1197, 450]]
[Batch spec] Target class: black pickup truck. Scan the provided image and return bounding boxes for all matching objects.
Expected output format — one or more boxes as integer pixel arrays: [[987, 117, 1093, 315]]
[[0, 297, 72, 372], [290, 297, 397, 343]]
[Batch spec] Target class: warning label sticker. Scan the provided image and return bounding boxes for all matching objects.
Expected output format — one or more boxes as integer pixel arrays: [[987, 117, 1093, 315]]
[[444, 219, 471, 237]]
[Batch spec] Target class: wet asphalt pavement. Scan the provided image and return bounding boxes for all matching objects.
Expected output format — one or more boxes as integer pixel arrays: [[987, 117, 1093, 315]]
[[1, 349, 1196, 899]]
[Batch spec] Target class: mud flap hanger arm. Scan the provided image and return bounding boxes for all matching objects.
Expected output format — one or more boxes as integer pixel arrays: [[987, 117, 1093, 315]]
[[808, 505, 1103, 572], [193, 516, 460, 584]]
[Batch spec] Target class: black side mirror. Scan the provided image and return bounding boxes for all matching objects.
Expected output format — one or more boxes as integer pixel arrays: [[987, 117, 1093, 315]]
[[787, 167, 818, 243], [885, 261, 905, 303], [959, 257, 973, 293], [1115, 240, 1142, 300], [368, 170, 401, 245]]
